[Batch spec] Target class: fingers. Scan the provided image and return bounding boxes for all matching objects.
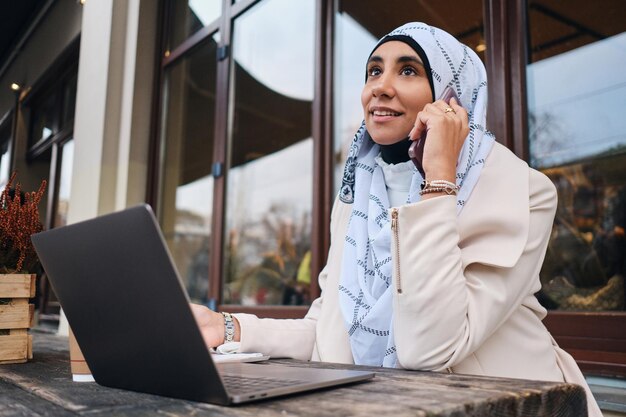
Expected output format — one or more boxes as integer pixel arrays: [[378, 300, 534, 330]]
[[430, 98, 468, 128], [449, 98, 470, 136], [409, 116, 426, 140], [410, 102, 445, 140], [434, 98, 458, 115], [411, 97, 469, 142], [415, 99, 468, 145], [416, 101, 462, 126], [448, 97, 466, 118]]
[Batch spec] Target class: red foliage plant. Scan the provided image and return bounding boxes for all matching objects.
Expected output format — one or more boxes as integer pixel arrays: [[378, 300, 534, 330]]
[[0, 172, 47, 273]]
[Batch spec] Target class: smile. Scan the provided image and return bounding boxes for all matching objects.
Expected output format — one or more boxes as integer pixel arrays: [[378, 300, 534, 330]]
[[371, 110, 401, 116]]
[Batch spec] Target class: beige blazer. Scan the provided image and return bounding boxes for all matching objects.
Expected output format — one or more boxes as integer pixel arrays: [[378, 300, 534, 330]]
[[235, 143, 601, 416]]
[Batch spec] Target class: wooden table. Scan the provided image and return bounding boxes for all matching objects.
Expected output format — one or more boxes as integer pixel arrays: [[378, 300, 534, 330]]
[[0, 332, 587, 416]]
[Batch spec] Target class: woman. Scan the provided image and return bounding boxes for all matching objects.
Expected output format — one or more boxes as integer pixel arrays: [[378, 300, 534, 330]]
[[192, 22, 601, 416]]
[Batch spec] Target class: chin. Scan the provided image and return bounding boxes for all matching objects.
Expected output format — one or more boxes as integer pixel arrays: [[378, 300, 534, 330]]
[[367, 130, 408, 146], [365, 122, 411, 146]]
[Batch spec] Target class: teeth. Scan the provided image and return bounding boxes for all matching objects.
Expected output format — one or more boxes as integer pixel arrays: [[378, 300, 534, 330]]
[[373, 110, 400, 116]]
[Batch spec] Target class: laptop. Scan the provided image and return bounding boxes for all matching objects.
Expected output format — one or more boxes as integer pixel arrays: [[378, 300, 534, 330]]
[[31, 204, 374, 405]]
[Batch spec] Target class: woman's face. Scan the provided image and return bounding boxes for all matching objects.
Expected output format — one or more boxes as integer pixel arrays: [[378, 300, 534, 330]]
[[361, 41, 432, 145]]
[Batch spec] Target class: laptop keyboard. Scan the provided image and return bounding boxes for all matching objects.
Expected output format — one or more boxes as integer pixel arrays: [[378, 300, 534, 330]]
[[221, 374, 305, 393]]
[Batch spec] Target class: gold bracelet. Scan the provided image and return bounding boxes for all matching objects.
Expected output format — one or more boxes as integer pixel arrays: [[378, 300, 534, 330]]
[[420, 187, 447, 195], [420, 180, 459, 196]]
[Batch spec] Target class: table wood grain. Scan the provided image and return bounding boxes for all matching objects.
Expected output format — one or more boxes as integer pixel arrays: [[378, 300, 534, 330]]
[[0, 332, 587, 416]]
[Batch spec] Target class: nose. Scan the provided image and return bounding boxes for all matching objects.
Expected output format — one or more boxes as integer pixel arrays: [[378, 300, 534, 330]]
[[371, 72, 395, 98]]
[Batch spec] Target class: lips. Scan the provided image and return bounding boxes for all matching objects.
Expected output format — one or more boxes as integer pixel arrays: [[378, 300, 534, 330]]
[[369, 106, 403, 122], [372, 110, 401, 116], [369, 106, 402, 117]]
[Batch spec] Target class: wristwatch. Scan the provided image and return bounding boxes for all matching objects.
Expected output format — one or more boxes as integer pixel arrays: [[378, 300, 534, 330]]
[[222, 312, 235, 343]]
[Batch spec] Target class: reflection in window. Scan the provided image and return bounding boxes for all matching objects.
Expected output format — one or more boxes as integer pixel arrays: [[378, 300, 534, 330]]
[[528, 0, 626, 311], [224, 0, 315, 306], [54, 140, 74, 228], [28, 67, 77, 150], [0, 120, 11, 187], [334, 0, 485, 194], [0, 143, 9, 187], [62, 74, 77, 128], [167, 0, 222, 52], [159, 36, 218, 304], [30, 93, 57, 146]]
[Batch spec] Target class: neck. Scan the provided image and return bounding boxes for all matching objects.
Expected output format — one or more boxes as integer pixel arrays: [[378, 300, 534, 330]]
[[380, 138, 412, 165]]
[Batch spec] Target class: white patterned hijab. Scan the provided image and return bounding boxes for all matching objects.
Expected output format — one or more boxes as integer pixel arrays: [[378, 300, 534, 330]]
[[338, 22, 495, 367]]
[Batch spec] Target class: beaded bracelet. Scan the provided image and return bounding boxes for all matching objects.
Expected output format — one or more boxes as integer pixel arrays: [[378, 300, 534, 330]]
[[222, 312, 235, 343], [420, 179, 460, 196]]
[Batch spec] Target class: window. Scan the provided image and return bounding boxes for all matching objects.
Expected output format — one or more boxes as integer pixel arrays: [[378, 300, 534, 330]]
[[167, 0, 222, 52], [29, 91, 57, 148], [158, 35, 219, 305], [223, 0, 316, 306], [0, 113, 12, 188], [526, 0, 626, 376], [27, 63, 77, 160], [54, 140, 74, 228], [527, 0, 626, 313], [156, 0, 319, 313]]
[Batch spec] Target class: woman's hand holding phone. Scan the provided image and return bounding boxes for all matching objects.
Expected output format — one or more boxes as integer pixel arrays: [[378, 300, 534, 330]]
[[408, 88, 469, 184]]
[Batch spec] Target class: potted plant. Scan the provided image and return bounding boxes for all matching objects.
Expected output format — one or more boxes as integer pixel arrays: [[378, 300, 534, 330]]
[[0, 172, 46, 364]]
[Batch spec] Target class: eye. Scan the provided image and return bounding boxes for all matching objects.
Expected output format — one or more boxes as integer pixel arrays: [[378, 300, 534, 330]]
[[367, 66, 382, 77], [401, 66, 418, 76]]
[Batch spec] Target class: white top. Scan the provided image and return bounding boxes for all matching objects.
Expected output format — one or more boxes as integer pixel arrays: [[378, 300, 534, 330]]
[[374, 154, 415, 207]]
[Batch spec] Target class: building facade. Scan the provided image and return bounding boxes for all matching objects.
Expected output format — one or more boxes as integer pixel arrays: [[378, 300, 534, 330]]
[[0, 0, 624, 407]]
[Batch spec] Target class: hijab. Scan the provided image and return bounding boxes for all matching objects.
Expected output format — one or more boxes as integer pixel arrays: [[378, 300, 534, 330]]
[[338, 22, 495, 367]]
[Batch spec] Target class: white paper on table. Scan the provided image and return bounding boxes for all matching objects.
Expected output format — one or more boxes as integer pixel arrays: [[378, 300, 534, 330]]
[[72, 373, 95, 382], [211, 352, 270, 363], [211, 342, 269, 363]]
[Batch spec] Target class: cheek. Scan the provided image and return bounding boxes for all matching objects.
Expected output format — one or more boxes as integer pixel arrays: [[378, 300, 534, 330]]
[[360, 87, 370, 116], [407, 91, 432, 118]]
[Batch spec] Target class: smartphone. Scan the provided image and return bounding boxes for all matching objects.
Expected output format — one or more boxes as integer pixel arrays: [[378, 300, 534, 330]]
[[408, 86, 459, 177]]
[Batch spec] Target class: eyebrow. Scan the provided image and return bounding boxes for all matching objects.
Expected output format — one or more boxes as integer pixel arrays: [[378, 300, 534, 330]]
[[367, 55, 424, 67], [398, 56, 423, 67]]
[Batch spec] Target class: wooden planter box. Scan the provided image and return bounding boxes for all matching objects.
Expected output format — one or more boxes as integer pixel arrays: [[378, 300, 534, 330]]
[[0, 274, 35, 364]]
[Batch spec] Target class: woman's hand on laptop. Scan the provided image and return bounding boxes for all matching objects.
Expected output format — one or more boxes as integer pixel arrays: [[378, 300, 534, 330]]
[[190, 303, 241, 348]]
